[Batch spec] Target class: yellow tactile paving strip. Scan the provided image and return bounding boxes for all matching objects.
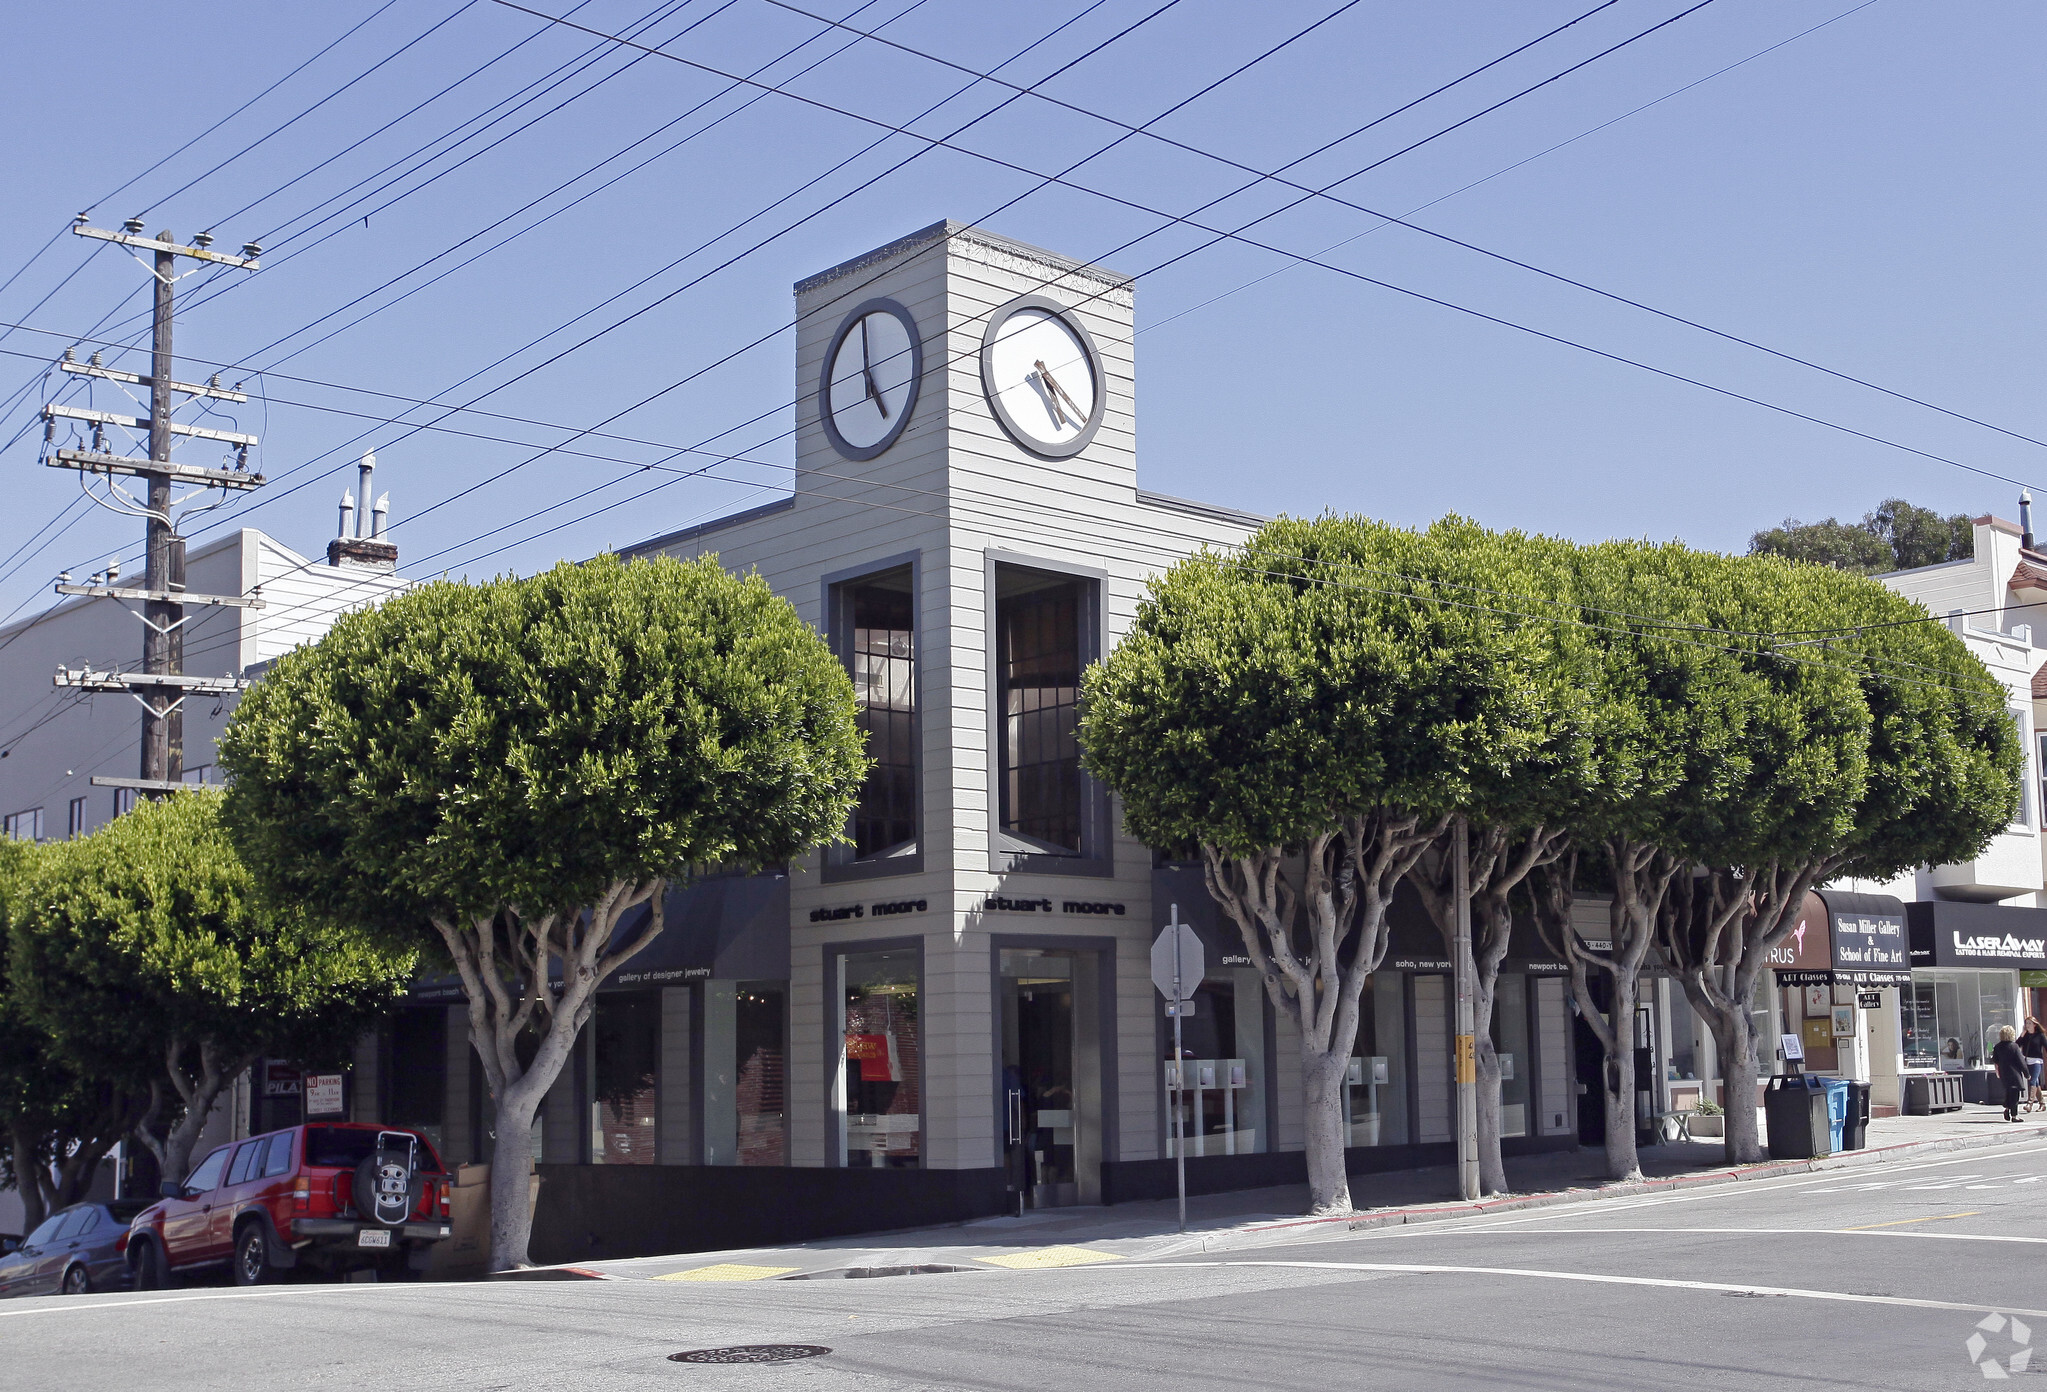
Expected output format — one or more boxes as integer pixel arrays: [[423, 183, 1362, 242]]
[[975, 1245, 1124, 1270], [654, 1263, 801, 1282]]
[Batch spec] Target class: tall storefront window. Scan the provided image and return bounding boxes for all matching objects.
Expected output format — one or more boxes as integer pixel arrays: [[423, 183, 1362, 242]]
[[589, 991, 659, 1165], [1163, 967, 1267, 1157], [996, 568, 1085, 857], [387, 1007, 447, 1157], [1348, 973, 1411, 1147], [1492, 975, 1531, 1139], [705, 981, 787, 1166], [840, 948, 921, 1167], [836, 567, 917, 863]]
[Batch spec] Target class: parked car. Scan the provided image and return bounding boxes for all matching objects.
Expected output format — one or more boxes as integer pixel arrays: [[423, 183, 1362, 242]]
[[0, 1202, 149, 1297], [127, 1123, 452, 1287]]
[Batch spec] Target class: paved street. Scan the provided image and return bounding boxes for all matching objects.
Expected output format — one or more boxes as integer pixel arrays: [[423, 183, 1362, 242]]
[[8, 1136, 2045, 1391]]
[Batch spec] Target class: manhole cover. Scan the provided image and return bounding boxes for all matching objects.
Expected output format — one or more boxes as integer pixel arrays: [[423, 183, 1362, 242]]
[[783, 1264, 977, 1280], [667, 1345, 832, 1365]]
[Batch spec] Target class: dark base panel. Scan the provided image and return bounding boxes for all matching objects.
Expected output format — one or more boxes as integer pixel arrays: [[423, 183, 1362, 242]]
[[1099, 1133, 1578, 1207], [528, 1164, 1009, 1265]]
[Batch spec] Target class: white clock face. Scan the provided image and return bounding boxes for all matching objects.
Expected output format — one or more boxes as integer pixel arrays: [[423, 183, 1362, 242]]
[[824, 306, 918, 455], [983, 305, 1099, 453]]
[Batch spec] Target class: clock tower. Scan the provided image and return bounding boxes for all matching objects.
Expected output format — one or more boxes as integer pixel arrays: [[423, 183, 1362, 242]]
[[794, 219, 1137, 506]]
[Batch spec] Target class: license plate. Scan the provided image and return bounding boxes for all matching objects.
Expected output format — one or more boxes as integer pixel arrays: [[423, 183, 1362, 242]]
[[357, 1229, 391, 1248]]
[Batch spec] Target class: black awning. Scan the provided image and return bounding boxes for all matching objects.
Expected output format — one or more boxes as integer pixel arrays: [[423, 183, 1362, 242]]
[[1908, 900, 2047, 971], [1777, 889, 1910, 987]]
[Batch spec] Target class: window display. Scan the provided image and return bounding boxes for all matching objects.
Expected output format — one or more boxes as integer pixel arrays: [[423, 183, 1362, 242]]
[[1911, 970, 2019, 1072], [590, 991, 659, 1165], [841, 948, 921, 1167], [1347, 973, 1410, 1147], [1162, 965, 1267, 1157], [704, 981, 786, 1166]]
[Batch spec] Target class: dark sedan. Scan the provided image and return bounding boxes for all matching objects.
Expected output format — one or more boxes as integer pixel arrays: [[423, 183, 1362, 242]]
[[0, 1202, 148, 1297]]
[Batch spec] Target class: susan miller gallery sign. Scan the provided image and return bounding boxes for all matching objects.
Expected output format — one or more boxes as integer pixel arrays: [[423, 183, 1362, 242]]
[[1775, 891, 1911, 987]]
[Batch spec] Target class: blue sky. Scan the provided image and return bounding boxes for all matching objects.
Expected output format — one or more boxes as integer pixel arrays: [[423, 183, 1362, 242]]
[[1, 0, 2042, 623]]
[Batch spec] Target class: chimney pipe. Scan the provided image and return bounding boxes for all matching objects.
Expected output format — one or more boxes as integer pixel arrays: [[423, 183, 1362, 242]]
[[338, 490, 355, 541], [371, 492, 390, 538], [356, 451, 376, 537], [2023, 489, 2035, 551]]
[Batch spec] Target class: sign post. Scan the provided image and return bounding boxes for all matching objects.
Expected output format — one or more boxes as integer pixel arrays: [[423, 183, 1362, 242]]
[[1152, 907, 1205, 1233], [1452, 817, 1479, 1201]]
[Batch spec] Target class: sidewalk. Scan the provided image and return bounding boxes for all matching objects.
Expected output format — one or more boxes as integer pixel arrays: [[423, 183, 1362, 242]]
[[549, 1103, 2047, 1284]]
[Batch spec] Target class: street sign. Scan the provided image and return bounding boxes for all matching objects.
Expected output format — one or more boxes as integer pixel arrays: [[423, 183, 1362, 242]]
[[1154, 906, 1203, 1236], [1151, 922, 1204, 1002]]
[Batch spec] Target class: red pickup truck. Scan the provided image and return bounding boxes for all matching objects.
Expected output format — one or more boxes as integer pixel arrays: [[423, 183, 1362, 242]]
[[128, 1122, 452, 1286]]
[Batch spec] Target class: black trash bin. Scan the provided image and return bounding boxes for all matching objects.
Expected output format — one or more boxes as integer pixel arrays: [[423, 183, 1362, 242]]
[[1841, 1081, 1872, 1151], [1765, 1075, 1833, 1159]]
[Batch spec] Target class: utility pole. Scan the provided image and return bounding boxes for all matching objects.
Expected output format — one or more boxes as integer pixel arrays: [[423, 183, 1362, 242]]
[[46, 216, 266, 800], [1452, 815, 1479, 1201]]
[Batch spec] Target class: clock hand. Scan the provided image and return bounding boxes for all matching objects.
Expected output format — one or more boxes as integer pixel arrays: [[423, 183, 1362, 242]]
[[1034, 359, 1081, 426], [860, 317, 888, 420]]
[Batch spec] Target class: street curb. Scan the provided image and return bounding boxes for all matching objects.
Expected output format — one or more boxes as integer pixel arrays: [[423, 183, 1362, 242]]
[[1200, 1121, 2047, 1246]]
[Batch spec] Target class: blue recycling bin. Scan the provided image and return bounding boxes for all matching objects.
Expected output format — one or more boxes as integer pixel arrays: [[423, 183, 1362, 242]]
[[1820, 1078, 1850, 1154]]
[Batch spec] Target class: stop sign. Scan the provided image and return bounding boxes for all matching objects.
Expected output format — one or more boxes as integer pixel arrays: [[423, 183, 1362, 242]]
[[1151, 922, 1205, 1002]]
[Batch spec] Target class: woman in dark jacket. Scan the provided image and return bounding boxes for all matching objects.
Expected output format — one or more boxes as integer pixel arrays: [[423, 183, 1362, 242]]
[[1993, 1026, 2028, 1123], [2018, 1018, 2047, 1113]]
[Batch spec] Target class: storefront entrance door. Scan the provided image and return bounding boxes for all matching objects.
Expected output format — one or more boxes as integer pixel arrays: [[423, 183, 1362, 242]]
[[999, 949, 1101, 1209]]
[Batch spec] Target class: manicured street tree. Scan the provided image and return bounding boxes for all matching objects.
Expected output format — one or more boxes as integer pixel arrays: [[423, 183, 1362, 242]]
[[9, 790, 415, 1185], [219, 554, 865, 1271], [1411, 824, 1567, 1195], [1081, 515, 1567, 1215], [1408, 534, 1594, 1196], [1530, 540, 1867, 1180], [1657, 558, 2019, 1163], [0, 842, 143, 1230]]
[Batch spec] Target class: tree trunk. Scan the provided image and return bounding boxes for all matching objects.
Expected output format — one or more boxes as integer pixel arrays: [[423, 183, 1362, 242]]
[[435, 881, 669, 1271], [1300, 1048, 1352, 1214], [1720, 1010, 1763, 1163], [152, 1042, 251, 1183], [11, 1129, 49, 1233], [1473, 974, 1507, 1195], [487, 1078, 544, 1271], [1413, 824, 1565, 1198], [1201, 813, 1444, 1219], [1602, 965, 1642, 1180]]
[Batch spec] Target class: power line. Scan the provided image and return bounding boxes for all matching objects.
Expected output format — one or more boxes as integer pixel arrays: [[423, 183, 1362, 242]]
[[88, 0, 410, 214], [133, 1, 488, 219]]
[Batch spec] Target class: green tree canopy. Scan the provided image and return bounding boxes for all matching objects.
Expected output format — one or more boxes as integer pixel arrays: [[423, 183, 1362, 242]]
[[219, 553, 866, 1269], [1750, 498, 1972, 575], [1082, 514, 1592, 1212], [9, 791, 415, 1182]]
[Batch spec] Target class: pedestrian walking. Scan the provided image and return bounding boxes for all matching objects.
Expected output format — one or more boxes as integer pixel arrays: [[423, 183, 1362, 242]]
[[1992, 1025, 2028, 1123], [2019, 1017, 2047, 1113]]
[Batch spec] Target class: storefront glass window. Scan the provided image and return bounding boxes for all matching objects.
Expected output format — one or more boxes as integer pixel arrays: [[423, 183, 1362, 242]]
[[1493, 975, 1530, 1139], [1163, 967, 1266, 1156], [838, 569, 917, 862], [387, 1007, 447, 1157], [1917, 970, 2021, 1071], [589, 991, 659, 1165], [996, 567, 1085, 857], [704, 981, 787, 1166], [841, 948, 920, 1167], [1904, 981, 1939, 1071], [1347, 973, 1411, 1147]]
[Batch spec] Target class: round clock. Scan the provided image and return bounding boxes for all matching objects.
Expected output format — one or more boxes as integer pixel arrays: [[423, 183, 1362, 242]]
[[979, 295, 1105, 458], [818, 298, 922, 461]]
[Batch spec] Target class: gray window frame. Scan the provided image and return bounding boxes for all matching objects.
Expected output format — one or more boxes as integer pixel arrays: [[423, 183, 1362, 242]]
[[821, 552, 925, 883], [984, 551, 1112, 878]]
